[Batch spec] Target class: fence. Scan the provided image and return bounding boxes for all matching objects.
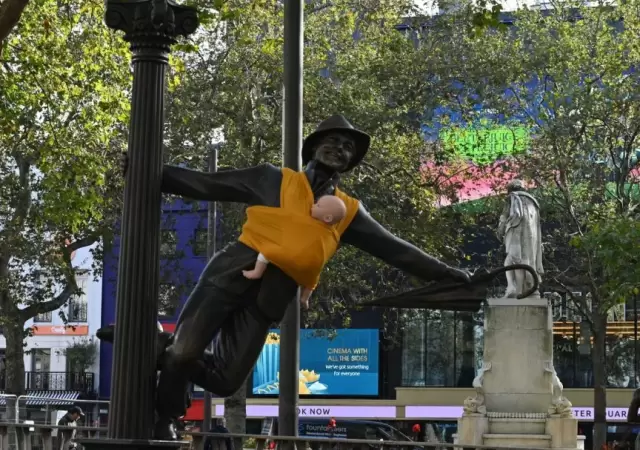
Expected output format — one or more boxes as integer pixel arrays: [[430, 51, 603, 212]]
[[0, 423, 582, 450], [23, 373, 94, 393], [0, 395, 109, 428], [0, 374, 94, 393]]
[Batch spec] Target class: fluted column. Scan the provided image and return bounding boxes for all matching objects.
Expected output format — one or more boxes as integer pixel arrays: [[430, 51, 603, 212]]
[[92, 0, 197, 445]]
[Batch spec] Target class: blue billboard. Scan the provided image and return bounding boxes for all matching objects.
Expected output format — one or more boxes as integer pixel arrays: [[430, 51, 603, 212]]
[[252, 329, 379, 396]]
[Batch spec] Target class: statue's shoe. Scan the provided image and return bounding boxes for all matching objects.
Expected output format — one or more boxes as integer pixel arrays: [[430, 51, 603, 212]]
[[153, 417, 178, 441], [96, 321, 166, 342], [96, 324, 173, 369], [95, 324, 116, 342]]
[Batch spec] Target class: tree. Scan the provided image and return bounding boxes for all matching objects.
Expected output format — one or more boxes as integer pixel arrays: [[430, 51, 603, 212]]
[[436, 2, 640, 447], [60, 337, 98, 373], [163, 0, 477, 435], [0, 0, 30, 55], [0, 0, 130, 408]]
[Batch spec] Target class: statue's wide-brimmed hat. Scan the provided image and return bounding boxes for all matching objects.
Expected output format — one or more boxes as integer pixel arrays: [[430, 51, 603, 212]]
[[302, 115, 371, 172]]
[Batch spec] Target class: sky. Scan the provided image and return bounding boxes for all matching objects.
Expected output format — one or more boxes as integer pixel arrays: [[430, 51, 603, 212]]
[[412, 0, 544, 15]]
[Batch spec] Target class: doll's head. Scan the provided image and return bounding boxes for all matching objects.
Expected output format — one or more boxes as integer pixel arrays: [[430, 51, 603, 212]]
[[311, 195, 347, 225]]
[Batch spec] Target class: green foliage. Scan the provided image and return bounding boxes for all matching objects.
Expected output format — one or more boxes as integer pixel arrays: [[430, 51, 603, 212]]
[[435, 4, 640, 447], [438, 0, 640, 310], [572, 217, 640, 303], [59, 337, 98, 372], [0, 0, 130, 393]]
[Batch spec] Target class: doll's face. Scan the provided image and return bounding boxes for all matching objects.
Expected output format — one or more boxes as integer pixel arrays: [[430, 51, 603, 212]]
[[311, 195, 347, 225]]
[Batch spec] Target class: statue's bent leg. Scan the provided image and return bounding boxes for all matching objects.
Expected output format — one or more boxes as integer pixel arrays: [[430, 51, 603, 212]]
[[155, 264, 296, 430], [187, 265, 298, 395], [155, 282, 243, 423]]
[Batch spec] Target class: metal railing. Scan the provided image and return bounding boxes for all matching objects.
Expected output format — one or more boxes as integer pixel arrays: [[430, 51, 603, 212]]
[[0, 373, 95, 392], [24, 372, 94, 392], [0, 395, 108, 431], [0, 424, 583, 450], [67, 302, 88, 323]]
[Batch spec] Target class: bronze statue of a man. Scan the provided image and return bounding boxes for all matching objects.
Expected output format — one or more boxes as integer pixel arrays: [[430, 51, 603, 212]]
[[100, 115, 470, 439]]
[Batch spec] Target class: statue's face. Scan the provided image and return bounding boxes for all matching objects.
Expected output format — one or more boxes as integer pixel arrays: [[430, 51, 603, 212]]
[[312, 132, 355, 172]]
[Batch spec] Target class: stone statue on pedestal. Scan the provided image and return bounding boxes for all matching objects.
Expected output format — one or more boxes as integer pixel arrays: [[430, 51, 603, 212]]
[[498, 180, 544, 298]]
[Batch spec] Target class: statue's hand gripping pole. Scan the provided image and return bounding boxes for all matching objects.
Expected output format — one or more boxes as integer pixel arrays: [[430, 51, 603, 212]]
[[363, 264, 539, 312]]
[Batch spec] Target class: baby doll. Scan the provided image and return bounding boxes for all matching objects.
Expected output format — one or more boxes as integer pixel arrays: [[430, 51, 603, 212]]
[[242, 195, 346, 309]]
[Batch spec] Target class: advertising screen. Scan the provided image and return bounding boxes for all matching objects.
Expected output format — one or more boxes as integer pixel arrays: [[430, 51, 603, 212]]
[[421, 122, 531, 206], [439, 126, 530, 165], [252, 328, 379, 396]]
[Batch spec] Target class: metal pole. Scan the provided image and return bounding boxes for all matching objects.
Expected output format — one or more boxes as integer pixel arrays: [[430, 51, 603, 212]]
[[635, 295, 638, 387], [202, 144, 219, 433], [573, 322, 577, 386], [82, 0, 197, 447], [278, 0, 303, 446]]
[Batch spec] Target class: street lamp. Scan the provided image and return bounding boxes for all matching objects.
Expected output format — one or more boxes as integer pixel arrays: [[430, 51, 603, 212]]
[[79, 1, 198, 449]]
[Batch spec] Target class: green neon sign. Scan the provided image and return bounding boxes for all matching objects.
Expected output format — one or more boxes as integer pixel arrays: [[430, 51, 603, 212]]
[[439, 126, 530, 164]]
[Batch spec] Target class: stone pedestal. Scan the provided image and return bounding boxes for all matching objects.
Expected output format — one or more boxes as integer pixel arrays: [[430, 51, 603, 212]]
[[546, 417, 579, 448], [457, 416, 489, 446], [483, 297, 553, 413], [455, 297, 581, 449]]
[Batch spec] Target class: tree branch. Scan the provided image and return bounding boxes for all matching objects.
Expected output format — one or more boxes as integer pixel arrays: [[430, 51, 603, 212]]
[[307, 2, 334, 15], [19, 235, 98, 321], [0, 0, 30, 56], [0, 154, 32, 250]]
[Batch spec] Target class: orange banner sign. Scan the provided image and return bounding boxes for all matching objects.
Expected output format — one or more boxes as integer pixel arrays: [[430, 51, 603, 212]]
[[31, 325, 89, 336]]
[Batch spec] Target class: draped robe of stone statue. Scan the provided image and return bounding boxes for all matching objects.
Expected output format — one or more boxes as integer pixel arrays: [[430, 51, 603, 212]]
[[498, 186, 543, 298]]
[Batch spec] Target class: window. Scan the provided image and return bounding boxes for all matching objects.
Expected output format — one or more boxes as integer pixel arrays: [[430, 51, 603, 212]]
[[193, 228, 209, 257], [158, 284, 180, 318], [68, 302, 87, 322], [29, 349, 51, 390], [34, 312, 52, 323], [0, 350, 5, 390], [32, 349, 51, 372], [401, 291, 640, 389], [33, 272, 52, 323], [68, 273, 88, 322], [401, 312, 426, 386], [160, 230, 177, 258], [401, 310, 483, 388]]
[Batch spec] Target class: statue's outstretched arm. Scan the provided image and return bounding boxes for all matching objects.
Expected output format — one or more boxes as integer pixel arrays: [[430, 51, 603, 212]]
[[161, 163, 280, 204], [341, 204, 469, 283]]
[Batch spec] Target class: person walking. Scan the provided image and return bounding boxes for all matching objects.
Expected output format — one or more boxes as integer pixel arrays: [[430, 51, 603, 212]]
[[205, 418, 234, 450], [56, 406, 84, 449]]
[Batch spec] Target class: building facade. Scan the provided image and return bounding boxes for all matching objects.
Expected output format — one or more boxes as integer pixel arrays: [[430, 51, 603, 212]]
[[0, 244, 102, 423], [100, 199, 212, 399]]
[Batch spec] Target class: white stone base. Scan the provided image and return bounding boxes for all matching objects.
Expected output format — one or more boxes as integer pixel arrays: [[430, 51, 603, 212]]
[[453, 297, 581, 449], [455, 416, 581, 449], [456, 415, 488, 446], [483, 297, 553, 414]]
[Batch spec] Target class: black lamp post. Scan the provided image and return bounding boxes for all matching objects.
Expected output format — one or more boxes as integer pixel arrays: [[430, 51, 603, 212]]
[[278, 1, 304, 447], [79, 1, 197, 449]]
